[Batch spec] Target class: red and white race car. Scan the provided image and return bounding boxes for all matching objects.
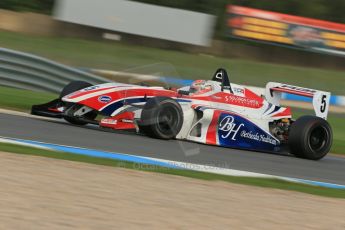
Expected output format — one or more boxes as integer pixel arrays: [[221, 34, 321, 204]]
[[32, 68, 332, 160]]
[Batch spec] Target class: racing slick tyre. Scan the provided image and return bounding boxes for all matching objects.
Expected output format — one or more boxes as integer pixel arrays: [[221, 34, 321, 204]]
[[60, 81, 97, 125], [139, 97, 183, 140], [59, 81, 92, 99], [288, 115, 332, 160]]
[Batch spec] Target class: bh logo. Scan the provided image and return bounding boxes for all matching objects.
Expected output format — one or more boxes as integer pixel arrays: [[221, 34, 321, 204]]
[[218, 115, 244, 140]]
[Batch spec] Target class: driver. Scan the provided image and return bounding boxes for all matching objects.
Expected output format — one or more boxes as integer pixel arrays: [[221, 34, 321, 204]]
[[189, 80, 213, 95]]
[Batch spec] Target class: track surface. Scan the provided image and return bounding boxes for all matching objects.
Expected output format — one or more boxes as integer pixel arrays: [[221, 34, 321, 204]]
[[0, 113, 344, 185]]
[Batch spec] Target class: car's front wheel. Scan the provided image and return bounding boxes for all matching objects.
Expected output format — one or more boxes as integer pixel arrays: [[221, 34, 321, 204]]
[[60, 81, 97, 125], [139, 97, 183, 139], [288, 115, 332, 160]]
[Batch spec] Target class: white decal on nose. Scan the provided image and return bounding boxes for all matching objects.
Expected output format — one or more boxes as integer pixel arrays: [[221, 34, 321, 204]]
[[218, 115, 244, 140]]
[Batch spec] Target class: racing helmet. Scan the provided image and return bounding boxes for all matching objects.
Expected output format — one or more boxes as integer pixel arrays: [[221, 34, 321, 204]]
[[189, 80, 212, 94]]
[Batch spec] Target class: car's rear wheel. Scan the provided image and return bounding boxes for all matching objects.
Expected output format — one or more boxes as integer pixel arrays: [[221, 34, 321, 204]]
[[60, 81, 97, 125], [139, 97, 183, 139], [288, 115, 332, 160]]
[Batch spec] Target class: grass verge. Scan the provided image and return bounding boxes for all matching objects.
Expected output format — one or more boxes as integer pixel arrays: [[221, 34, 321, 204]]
[[0, 86, 57, 111], [1, 31, 345, 95], [0, 142, 344, 198]]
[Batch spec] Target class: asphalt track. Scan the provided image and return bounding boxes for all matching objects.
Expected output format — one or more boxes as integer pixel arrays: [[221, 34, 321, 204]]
[[0, 113, 344, 185]]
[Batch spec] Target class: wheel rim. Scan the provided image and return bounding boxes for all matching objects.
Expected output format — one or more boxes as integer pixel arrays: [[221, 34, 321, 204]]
[[156, 106, 179, 135], [308, 126, 328, 152]]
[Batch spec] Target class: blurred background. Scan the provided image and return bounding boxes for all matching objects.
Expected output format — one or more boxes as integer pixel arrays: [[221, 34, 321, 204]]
[[0, 0, 344, 153]]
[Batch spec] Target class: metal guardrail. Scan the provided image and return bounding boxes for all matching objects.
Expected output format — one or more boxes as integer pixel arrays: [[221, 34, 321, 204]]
[[0, 48, 109, 93]]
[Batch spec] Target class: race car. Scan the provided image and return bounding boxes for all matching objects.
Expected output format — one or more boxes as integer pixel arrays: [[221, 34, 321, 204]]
[[31, 68, 333, 160]]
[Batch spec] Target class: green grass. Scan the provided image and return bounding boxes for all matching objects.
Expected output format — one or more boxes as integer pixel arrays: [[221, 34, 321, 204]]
[[0, 86, 57, 111], [1, 31, 345, 94], [328, 116, 345, 154], [0, 142, 344, 198]]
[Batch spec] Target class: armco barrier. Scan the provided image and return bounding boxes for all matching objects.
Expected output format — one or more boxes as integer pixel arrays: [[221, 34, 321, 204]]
[[0, 48, 109, 93]]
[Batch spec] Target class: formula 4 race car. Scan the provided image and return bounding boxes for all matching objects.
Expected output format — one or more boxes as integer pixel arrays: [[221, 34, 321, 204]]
[[31, 68, 332, 160]]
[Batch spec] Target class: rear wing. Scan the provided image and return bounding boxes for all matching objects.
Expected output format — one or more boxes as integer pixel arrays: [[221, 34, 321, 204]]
[[265, 82, 331, 119]]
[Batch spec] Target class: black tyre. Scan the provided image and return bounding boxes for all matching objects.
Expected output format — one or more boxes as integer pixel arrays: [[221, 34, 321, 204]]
[[60, 81, 93, 99], [289, 115, 332, 160], [60, 81, 97, 125], [140, 97, 183, 139]]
